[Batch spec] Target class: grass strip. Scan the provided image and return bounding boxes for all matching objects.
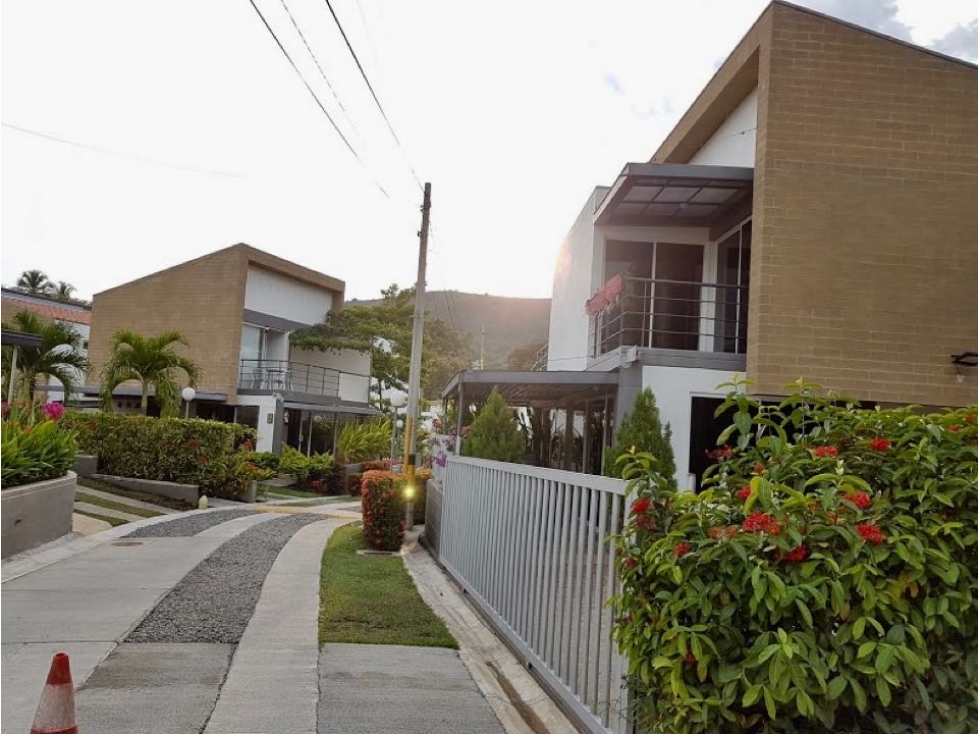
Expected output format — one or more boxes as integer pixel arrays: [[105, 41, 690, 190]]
[[319, 524, 456, 649], [77, 477, 193, 511], [75, 492, 163, 518], [261, 485, 324, 500], [75, 509, 128, 527]]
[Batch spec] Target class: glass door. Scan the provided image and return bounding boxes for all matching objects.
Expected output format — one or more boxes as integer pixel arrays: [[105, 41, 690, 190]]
[[651, 243, 704, 350]]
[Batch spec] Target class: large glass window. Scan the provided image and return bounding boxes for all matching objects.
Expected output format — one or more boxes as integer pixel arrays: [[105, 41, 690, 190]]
[[714, 221, 751, 354], [240, 324, 264, 362]]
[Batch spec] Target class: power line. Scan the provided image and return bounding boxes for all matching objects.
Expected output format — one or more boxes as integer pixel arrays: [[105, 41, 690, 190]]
[[1, 122, 246, 179], [319, 0, 422, 190], [247, 0, 388, 197]]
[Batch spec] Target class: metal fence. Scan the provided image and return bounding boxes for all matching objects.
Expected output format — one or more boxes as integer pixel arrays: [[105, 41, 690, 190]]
[[437, 456, 632, 734], [238, 359, 341, 397]]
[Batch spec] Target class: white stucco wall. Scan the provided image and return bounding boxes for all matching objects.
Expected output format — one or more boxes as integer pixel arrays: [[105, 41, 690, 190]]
[[244, 267, 334, 326], [689, 88, 758, 167], [290, 346, 371, 403], [547, 187, 608, 371], [235, 395, 280, 452], [641, 365, 745, 490]]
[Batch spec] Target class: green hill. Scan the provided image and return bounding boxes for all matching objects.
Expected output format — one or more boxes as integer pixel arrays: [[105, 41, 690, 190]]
[[348, 290, 550, 369]]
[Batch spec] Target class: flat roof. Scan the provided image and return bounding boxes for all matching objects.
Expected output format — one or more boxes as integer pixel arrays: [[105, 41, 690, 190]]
[[594, 163, 753, 227], [1, 329, 45, 348], [441, 369, 619, 410]]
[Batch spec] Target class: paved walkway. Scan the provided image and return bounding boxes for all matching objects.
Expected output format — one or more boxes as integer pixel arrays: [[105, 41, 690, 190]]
[[1, 507, 529, 734]]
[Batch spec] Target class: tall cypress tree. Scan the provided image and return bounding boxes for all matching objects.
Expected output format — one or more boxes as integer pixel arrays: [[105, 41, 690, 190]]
[[464, 387, 525, 463], [604, 388, 676, 483]]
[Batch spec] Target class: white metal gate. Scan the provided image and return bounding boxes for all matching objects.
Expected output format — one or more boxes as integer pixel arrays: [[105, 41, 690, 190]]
[[438, 456, 631, 734]]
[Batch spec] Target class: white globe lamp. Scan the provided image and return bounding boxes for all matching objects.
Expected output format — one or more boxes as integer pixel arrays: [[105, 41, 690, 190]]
[[181, 386, 196, 419]]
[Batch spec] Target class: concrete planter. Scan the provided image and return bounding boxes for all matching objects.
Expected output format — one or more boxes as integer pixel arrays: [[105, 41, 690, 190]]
[[71, 453, 98, 478], [2, 471, 78, 558], [242, 480, 258, 504], [91, 474, 198, 505]]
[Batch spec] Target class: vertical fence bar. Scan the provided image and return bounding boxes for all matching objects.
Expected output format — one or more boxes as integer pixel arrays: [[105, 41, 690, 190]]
[[591, 492, 609, 714], [603, 495, 623, 727], [526, 477, 544, 646], [556, 482, 574, 682], [564, 481, 583, 686]]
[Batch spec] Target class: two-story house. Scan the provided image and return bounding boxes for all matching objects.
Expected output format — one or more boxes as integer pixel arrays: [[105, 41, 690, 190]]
[[85, 243, 375, 453], [546, 1, 977, 488]]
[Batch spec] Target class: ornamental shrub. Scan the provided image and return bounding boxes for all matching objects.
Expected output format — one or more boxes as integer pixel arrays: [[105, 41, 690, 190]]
[[612, 382, 977, 733], [242, 451, 280, 472], [1, 419, 78, 488], [463, 387, 524, 463], [336, 419, 390, 464], [604, 387, 675, 482], [361, 470, 406, 551]]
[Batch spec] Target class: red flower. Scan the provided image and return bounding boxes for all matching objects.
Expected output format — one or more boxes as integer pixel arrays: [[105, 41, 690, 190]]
[[631, 497, 651, 515], [856, 523, 886, 545], [948, 425, 962, 433], [685, 652, 697, 665], [708, 526, 738, 540], [869, 438, 891, 452], [844, 491, 872, 510], [622, 557, 638, 569], [705, 445, 734, 461], [780, 545, 810, 563], [966, 412, 976, 424], [673, 542, 692, 557], [813, 446, 839, 459], [743, 512, 774, 533], [736, 486, 752, 500]]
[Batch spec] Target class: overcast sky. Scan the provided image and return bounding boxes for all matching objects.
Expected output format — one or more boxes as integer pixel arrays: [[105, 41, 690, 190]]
[[2, 0, 976, 303]]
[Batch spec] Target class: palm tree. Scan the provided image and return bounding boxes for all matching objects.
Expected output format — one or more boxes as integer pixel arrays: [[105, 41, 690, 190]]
[[1, 311, 89, 403], [16, 270, 52, 295], [100, 330, 201, 416], [52, 281, 76, 301]]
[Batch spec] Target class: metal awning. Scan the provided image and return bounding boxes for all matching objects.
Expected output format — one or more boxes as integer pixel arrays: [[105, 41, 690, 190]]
[[1, 329, 44, 349], [595, 162, 753, 227], [441, 370, 619, 410], [76, 385, 229, 402], [283, 401, 382, 416]]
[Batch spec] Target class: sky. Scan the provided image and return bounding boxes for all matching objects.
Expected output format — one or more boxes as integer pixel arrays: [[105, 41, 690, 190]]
[[2, 0, 976, 303]]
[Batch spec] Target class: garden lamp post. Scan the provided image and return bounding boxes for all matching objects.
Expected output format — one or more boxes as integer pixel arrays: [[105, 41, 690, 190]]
[[181, 386, 196, 419], [388, 390, 407, 459]]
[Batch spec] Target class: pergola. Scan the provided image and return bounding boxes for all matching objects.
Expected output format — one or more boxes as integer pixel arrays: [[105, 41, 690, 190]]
[[440, 369, 620, 474]]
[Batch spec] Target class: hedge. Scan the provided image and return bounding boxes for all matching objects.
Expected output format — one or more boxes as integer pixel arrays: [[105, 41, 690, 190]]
[[612, 382, 977, 733], [361, 470, 406, 551]]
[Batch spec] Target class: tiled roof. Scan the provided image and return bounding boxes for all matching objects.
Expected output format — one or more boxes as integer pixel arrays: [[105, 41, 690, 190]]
[[1, 296, 92, 325]]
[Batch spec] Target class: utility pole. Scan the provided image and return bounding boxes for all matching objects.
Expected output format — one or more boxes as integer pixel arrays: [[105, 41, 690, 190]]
[[403, 182, 431, 529], [479, 326, 486, 370]]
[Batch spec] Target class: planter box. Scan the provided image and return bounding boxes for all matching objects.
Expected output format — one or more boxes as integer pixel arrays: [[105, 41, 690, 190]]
[[2, 471, 78, 558], [71, 453, 98, 478], [92, 474, 198, 504]]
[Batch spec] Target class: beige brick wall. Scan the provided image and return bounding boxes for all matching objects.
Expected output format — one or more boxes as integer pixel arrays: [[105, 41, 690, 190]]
[[87, 248, 248, 400], [747, 5, 977, 406]]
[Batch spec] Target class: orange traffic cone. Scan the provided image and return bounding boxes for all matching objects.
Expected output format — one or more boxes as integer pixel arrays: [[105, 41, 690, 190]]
[[30, 652, 78, 734]]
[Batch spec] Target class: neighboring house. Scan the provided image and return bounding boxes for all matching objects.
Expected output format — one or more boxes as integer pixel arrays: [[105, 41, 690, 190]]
[[546, 1, 977, 488], [0, 287, 92, 404], [85, 243, 375, 453]]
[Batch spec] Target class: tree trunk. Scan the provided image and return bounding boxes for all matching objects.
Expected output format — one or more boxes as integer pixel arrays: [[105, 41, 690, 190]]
[[141, 381, 149, 414]]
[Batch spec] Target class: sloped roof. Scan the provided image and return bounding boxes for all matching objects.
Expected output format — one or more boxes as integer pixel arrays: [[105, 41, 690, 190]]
[[1, 292, 92, 325]]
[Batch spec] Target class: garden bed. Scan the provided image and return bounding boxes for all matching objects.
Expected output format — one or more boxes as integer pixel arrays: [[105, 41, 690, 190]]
[[1, 471, 77, 558]]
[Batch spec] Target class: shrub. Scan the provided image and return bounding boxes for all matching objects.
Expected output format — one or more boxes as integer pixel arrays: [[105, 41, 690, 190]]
[[277, 446, 334, 489], [361, 470, 406, 551], [323, 462, 345, 495], [346, 472, 363, 496], [59, 412, 254, 493], [611, 383, 978, 733], [242, 451, 280, 472], [2, 420, 78, 488], [463, 387, 524, 463], [604, 387, 675, 482], [362, 459, 393, 472], [278, 445, 311, 483], [336, 419, 390, 464]]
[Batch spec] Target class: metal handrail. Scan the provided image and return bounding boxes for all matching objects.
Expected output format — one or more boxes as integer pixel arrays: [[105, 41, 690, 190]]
[[237, 359, 342, 397]]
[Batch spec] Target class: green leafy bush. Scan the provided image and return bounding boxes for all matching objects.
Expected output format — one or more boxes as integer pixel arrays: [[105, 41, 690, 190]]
[[612, 383, 978, 733], [59, 412, 255, 496], [604, 387, 675, 482], [2, 420, 78, 488], [242, 451, 280, 472], [336, 420, 390, 464], [277, 446, 335, 490], [463, 387, 524, 463], [346, 471, 363, 496], [361, 470, 406, 551], [323, 462, 345, 495], [278, 445, 312, 483]]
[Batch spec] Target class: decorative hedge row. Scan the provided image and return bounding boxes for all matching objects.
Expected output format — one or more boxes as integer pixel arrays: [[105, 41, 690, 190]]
[[612, 382, 977, 733], [60, 412, 256, 497], [361, 470, 406, 551]]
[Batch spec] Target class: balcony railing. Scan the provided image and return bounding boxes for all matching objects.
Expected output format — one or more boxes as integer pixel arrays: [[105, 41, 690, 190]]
[[238, 359, 341, 397], [589, 276, 748, 358]]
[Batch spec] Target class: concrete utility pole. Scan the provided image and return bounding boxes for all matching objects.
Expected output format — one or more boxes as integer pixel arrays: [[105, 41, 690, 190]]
[[403, 182, 431, 529], [479, 326, 486, 370]]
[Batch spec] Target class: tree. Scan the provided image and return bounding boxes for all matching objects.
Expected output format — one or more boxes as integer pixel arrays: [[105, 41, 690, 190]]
[[506, 339, 547, 371], [100, 330, 201, 416], [464, 387, 524, 463], [16, 270, 52, 295], [1, 310, 89, 403], [52, 281, 76, 301], [603, 388, 675, 482]]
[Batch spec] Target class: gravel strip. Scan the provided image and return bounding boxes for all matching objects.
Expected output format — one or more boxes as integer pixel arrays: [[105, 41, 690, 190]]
[[127, 514, 325, 643], [125, 509, 256, 538]]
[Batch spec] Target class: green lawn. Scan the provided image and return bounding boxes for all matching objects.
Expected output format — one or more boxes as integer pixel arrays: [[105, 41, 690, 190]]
[[74, 509, 128, 527], [76, 477, 193, 511], [319, 524, 456, 649], [261, 485, 324, 500], [75, 492, 163, 519]]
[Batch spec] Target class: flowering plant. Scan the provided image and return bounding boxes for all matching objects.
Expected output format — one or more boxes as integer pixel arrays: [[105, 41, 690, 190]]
[[612, 380, 977, 733]]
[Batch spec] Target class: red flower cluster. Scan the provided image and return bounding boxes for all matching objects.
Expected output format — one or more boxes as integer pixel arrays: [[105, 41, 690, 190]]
[[813, 446, 839, 459], [735, 486, 752, 500], [673, 542, 692, 557], [705, 445, 735, 461], [856, 523, 886, 545], [631, 497, 651, 515], [780, 545, 810, 563], [743, 512, 780, 534], [844, 491, 872, 510], [622, 557, 638, 569], [948, 425, 962, 433], [869, 438, 891, 452], [708, 526, 739, 540]]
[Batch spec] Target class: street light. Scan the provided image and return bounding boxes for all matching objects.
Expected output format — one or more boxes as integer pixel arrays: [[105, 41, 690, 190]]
[[388, 390, 407, 459], [181, 386, 196, 419]]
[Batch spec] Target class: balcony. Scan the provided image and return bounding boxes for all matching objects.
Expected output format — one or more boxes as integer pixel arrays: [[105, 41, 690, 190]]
[[588, 275, 748, 358], [238, 359, 341, 398]]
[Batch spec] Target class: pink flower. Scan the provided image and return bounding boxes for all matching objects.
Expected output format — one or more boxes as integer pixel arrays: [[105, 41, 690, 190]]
[[42, 402, 66, 420]]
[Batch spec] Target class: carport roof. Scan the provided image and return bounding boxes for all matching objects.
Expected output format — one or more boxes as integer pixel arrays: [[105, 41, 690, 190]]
[[441, 370, 619, 410]]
